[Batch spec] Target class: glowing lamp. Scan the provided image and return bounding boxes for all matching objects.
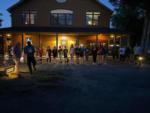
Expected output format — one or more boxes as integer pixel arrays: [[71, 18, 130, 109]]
[[138, 56, 144, 61]]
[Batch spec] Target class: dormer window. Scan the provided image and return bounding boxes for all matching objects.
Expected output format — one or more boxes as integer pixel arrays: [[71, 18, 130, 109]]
[[50, 9, 73, 26], [22, 11, 37, 25], [86, 12, 100, 26]]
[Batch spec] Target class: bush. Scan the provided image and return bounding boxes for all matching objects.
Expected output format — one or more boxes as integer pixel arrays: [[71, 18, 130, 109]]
[[145, 54, 150, 64]]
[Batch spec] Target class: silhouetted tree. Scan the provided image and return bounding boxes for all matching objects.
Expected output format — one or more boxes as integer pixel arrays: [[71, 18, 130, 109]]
[[0, 13, 2, 27], [109, 0, 150, 53]]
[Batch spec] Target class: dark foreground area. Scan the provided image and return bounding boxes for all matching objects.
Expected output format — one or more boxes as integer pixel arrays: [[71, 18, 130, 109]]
[[0, 64, 150, 113]]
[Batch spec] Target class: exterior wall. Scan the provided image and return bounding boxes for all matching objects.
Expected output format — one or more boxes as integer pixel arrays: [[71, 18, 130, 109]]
[[10, 0, 112, 27]]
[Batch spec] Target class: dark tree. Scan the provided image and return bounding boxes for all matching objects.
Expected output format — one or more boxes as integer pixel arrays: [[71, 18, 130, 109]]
[[109, 0, 150, 54], [0, 13, 2, 27]]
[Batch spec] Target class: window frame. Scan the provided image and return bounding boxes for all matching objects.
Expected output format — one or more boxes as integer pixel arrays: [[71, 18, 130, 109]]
[[22, 10, 37, 25], [50, 9, 73, 26], [86, 12, 100, 26]]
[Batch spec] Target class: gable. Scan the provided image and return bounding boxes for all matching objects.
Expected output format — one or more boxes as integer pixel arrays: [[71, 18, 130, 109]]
[[8, 0, 112, 13]]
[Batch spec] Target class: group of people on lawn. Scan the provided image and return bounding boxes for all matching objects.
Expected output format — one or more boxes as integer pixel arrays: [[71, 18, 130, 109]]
[[11, 41, 142, 75]]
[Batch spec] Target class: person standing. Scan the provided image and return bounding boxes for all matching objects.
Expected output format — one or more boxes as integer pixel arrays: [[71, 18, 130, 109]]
[[70, 44, 74, 64], [125, 46, 131, 63], [75, 45, 80, 64], [85, 47, 89, 62], [119, 46, 126, 62], [13, 42, 21, 75], [58, 46, 63, 63], [80, 46, 84, 64], [92, 46, 98, 64], [52, 46, 58, 63], [24, 41, 36, 75], [46, 46, 51, 63], [38, 47, 43, 64], [112, 45, 119, 62], [97, 45, 105, 64], [63, 46, 69, 64]]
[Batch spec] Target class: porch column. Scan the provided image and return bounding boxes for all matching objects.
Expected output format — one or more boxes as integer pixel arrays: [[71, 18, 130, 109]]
[[56, 33, 58, 48], [120, 35, 122, 47], [114, 34, 116, 46], [76, 33, 79, 46], [21, 33, 24, 50]]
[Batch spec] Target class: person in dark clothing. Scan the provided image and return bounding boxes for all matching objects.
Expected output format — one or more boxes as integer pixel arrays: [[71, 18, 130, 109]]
[[92, 46, 97, 64], [85, 47, 89, 62], [24, 41, 36, 75], [112, 45, 119, 61], [52, 46, 58, 63], [75, 46, 80, 64], [63, 46, 69, 64], [125, 46, 131, 63], [46, 46, 51, 63]]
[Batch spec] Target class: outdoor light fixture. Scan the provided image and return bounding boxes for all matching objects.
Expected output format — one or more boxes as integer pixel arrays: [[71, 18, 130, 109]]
[[137, 56, 144, 68], [6, 34, 11, 37], [88, 21, 92, 25], [110, 34, 115, 38], [138, 56, 144, 61], [110, 44, 114, 47], [62, 36, 67, 40]]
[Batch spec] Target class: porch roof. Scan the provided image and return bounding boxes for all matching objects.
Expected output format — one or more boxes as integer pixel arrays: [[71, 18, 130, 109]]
[[0, 27, 128, 34]]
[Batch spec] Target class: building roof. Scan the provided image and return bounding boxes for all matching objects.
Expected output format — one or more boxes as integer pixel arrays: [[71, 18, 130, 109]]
[[8, 0, 112, 13], [0, 27, 128, 34]]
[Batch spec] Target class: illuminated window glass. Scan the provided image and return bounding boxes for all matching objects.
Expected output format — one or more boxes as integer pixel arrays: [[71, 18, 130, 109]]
[[86, 12, 100, 26], [22, 11, 37, 25]]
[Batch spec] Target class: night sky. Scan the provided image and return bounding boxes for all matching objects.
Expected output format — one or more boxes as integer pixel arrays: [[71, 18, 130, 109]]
[[0, 0, 114, 28]]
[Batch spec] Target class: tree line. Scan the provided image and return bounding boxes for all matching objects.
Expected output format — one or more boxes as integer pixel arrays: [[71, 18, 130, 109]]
[[109, 0, 150, 55]]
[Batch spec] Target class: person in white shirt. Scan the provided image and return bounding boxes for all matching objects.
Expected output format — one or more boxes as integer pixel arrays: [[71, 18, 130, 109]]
[[70, 44, 74, 64], [119, 46, 126, 62]]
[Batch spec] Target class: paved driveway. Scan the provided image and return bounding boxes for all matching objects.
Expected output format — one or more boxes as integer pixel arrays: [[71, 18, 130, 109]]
[[0, 63, 150, 113]]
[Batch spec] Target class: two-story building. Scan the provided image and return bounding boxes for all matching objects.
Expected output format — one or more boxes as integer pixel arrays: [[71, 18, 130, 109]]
[[0, 0, 129, 55]]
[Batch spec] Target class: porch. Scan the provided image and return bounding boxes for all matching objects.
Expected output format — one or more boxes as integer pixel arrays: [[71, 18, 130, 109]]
[[0, 27, 130, 55]]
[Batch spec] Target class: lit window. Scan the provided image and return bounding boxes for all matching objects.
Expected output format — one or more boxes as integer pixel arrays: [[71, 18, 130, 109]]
[[22, 11, 37, 25], [86, 12, 100, 26]]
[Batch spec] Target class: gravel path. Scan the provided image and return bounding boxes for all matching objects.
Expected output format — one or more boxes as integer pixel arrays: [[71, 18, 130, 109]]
[[0, 63, 150, 113]]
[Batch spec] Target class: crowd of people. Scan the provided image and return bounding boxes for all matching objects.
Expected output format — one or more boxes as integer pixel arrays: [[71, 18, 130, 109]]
[[10, 41, 143, 75]]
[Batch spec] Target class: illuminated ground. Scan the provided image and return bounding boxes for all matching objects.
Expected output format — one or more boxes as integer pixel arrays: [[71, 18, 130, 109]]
[[0, 63, 150, 113]]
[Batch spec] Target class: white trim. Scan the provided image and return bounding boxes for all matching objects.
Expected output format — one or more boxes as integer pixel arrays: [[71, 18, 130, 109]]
[[51, 9, 73, 14]]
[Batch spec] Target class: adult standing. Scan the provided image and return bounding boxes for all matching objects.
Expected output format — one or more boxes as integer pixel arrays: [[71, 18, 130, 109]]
[[58, 46, 63, 63], [38, 47, 43, 64], [125, 46, 131, 63], [92, 46, 98, 64], [13, 42, 21, 75], [24, 41, 36, 75], [52, 46, 58, 63], [46, 46, 51, 63], [70, 44, 75, 64], [119, 46, 126, 62], [85, 47, 89, 62], [80, 46, 84, 64], [112, 45, 119, 61], [63, 46, 69, 64], [97, 45, 105, 64], [75, 45, 80, 64]]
